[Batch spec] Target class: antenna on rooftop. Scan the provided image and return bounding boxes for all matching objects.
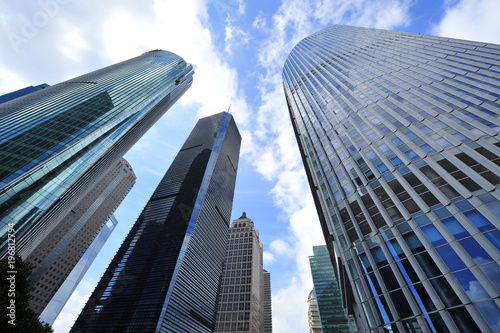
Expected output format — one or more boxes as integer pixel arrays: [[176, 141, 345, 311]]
[[226, 103, 231, 113]]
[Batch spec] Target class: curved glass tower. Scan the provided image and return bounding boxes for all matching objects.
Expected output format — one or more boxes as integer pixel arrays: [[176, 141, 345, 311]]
[[283, 25, 500, 332], [0, 50, 194, 258]]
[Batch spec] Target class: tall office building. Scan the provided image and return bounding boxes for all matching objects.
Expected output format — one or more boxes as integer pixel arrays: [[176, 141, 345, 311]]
[[71, 112, 241, 333], [307, 289, 323, 333], [0, 50, 194, 259], [0, 83, 50, 104], [283, 25, 500, 332], [309, 245, 350, 332], [263, 269, 273, 333], [26, 159, 136, 324], [215, 213, 271, 333]]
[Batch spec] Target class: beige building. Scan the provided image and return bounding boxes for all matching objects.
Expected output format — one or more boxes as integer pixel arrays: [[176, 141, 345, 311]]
[[308, 289, 323, 333], [215, 212, 272, 332], [27, 159, 135, 323]]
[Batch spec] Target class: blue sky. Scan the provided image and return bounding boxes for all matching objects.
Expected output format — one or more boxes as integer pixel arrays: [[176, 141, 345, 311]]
[[1, 0, 499, 332]]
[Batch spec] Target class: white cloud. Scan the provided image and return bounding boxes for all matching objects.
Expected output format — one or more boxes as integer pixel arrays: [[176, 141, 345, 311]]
[[224, 15, 251, 55], [263, 250, 275, 264], [270, 239, 293, 256], [252, 11, 267, 30], [0, 67, 28, 94], [432, 0, 500, 44]]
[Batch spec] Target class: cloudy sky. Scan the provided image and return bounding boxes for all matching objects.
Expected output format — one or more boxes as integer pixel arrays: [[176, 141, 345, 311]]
[[1, 0, 499, 332]]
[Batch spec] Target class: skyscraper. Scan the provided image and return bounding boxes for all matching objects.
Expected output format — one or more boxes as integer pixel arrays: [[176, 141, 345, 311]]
[[71, 112, 241, 333], [283, 25, 500, 332], [263, 269, 273, 333], [309, 245, 350, 332], [307, 289, 323, 333], [0, 50, 194, 259], [215, 212, 272, 333], [26, 159, 136, 324]]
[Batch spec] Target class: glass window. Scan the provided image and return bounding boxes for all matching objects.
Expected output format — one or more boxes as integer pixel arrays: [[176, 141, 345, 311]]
[[486, 202, 500, 218], [476, 301, 500, 332], [421, 225, 447, 246], [414, 214, 431, 227], [390, 289, 414, 318], [479, 263, 500, 291], [454, 270, 490, 301], [464, 209, 495, 231], [429, 277, 461, 307], [484, 230, 500, 251], [415, 253, 441, 278], [404, 232, 425, 253], [377, 163, 389, 173], [442, 217, 470, 239], [435, 245, 466, 271], [459, 237, 493, 264], [404, 150, 418, 159], [390, 156, 404, 167], [420, 144, 434, 153]]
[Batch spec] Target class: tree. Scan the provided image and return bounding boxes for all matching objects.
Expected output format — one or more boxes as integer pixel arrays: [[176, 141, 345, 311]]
[[1, 254, 53, 333]]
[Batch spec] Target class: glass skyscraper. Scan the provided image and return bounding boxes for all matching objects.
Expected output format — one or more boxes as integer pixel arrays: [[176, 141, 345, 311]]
[[0, 50, 194, 259], [309, 245, 350, 333], [71, 112, 241, 333], [283, 25, 500, 332]]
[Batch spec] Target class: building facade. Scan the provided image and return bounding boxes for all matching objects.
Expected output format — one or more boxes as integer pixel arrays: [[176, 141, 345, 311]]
[[0, 50, 194, 259], [309, 245, 350, 332], [0, 83, 50, 104], [215, 212, 271, 333], [263, 269, 273, 333], [307, 289, 323, 333], [283, 25, 500, 332], [26, 159, 136, 324], [71, 112, 241, 333]]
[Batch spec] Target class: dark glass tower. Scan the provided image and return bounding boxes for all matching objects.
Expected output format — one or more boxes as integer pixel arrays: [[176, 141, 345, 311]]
[[0, 50, 194, 258], [309, 245, 350, 333], [71, 112, 241, 333], [283, 25, 500, 332]]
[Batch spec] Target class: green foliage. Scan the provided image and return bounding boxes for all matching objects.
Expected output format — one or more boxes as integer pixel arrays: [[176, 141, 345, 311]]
[[1, 254, 53, 333]]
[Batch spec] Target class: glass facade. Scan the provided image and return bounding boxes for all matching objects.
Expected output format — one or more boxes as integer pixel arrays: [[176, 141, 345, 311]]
[[71, 112, 241, 333], [309, 245, 351, 332], [0, 50, 194, 258], [283, 25, 500, 332]]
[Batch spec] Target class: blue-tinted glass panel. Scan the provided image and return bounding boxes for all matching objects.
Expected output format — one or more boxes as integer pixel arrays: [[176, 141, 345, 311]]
[[476, 301, 500, 332], [484, 230, 500, 251], [454, 270, 490, 301], [442, 217, 470, 239], [459, 237, 493, 264], [465, 210, 495, 231], [421, 225, 446, 246], [435, 245, 466, 271], [487, 202, 500, 218], [479, 263, 500, 291], [377, 163, 389, 173]]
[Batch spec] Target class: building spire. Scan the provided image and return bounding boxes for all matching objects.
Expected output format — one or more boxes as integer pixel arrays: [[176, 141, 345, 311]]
[[239, 211, 247, 219]]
